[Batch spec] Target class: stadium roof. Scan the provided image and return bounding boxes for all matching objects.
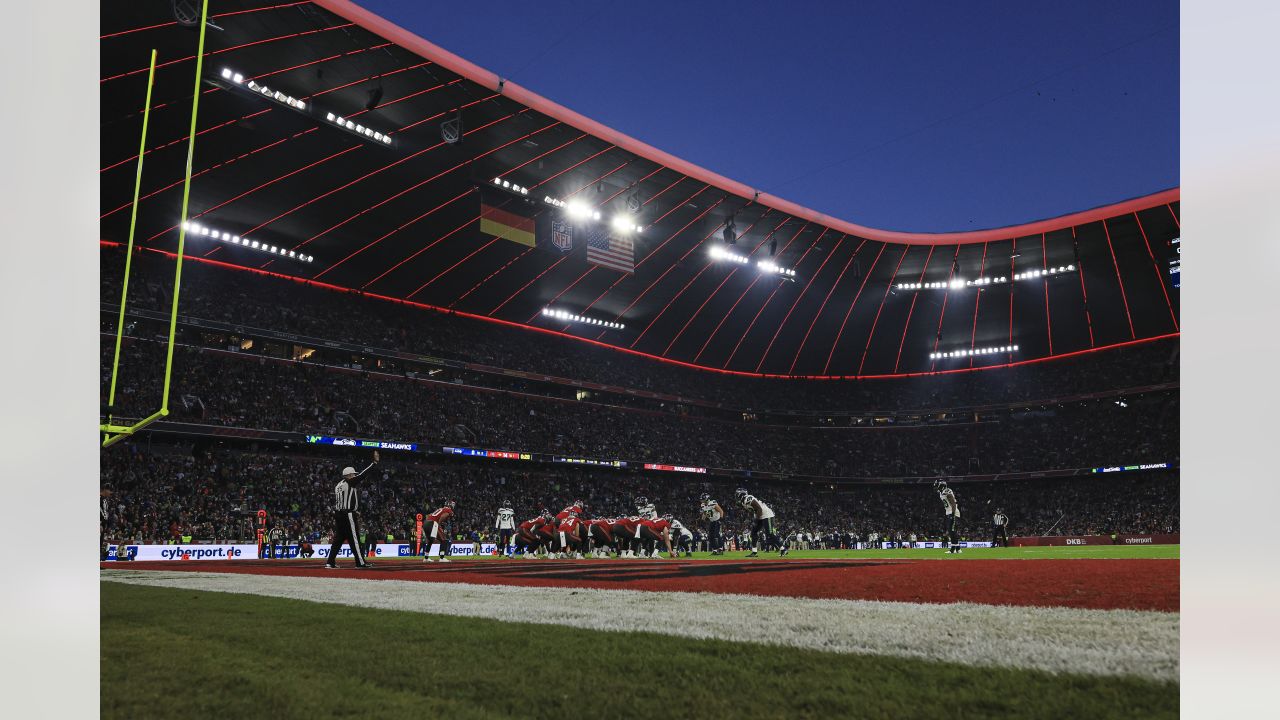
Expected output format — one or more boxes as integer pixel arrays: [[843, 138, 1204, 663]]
[[100, 0, 1180, 378]]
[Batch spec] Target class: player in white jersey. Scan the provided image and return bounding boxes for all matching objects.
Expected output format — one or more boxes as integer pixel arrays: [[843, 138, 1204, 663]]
[[667, 515, 695, 557], [699, 493, 726, 555], [633, 496, 659, 557], [494, 500, 516, 558], [735, 488, 789, 557], [934, 479, 962, 554]]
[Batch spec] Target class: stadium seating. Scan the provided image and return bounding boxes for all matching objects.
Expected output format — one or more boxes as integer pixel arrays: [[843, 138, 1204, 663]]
[[100, 444, 1178, 546]]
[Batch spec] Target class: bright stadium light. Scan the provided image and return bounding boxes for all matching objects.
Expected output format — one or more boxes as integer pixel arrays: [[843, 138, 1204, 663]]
[[180, 219, 313, 263], [709, 245, 748, 264], [611, 215, 639, 234], [541, 306, 624, 330], [566, 200, 591, 219], [1013, 265, 1075, 281], [932, 344, 1019, 360], [757, 260, 797, 277]]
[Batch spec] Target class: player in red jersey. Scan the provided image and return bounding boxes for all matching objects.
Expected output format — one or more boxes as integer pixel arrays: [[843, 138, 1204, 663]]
[[586, 518, 617, 558], [422, 500, 456, 563], [637, 515, 677, 558], [556, 500, 585, 522], [611, 515, 643, 558], [515, 511, 553, 558], [556, 513, 586, 559], [534, 512, 561, 556]]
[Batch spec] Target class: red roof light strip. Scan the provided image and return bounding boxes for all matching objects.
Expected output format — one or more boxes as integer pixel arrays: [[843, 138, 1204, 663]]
[[102, 240, 1180, 380], [893, 245, 934, 374], [790, 237, 863, 375], [669, 214, 787, 357], [968, 242, 989, 368], [101, 23, 356, 84], [753, 229, 840, 372], [858, 245, 911, 376], [100, 1, 313, 39], [1133, 212, 1179, 331], [722, 222, 815, 369], [1101, 219, 1136, 339]]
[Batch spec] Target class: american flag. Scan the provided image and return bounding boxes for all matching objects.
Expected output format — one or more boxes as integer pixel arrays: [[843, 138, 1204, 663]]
[[585, 224, 634, 273]]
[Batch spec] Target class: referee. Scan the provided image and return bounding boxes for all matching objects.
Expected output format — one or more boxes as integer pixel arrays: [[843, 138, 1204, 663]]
[[325, 450, 379, 569], [992, 508, 1009, 547]]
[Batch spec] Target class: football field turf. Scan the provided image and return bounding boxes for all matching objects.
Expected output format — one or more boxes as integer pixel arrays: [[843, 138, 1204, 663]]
[[101, 581, 1176, 720], [102, 546, 1178, 718]]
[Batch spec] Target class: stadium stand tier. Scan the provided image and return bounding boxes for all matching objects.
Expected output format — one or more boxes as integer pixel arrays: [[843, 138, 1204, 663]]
[[101, 443, 1178, 547]]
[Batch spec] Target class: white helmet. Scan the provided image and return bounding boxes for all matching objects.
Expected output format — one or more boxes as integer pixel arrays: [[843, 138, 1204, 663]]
[[342, 467, 357, 477]]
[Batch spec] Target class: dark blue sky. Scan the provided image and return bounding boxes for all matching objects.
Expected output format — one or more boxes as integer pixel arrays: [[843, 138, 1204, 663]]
[[355, 0, 1179, 233]]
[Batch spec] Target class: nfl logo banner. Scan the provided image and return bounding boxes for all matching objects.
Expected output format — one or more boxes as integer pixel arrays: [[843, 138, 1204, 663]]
[[552, 219, 573, 253]]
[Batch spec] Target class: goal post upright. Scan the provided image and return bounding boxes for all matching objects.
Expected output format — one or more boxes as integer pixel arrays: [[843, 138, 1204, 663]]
[[102, 0, 209, 448]]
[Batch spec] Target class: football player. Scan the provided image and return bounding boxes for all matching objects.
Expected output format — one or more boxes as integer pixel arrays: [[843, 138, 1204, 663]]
[[634, 496, 660, 557], [736, 488, 789, 557], [699, 493, 726, 555], [494, 500, 516, 558], [637, 514, 677, 558], [557, 510, 586, 559], [422, 500, 456, 563], [934, 479, 962, 554], [612, 515, 642, 558], [586, 517, 617, 558], [668, 515, 695, 557]]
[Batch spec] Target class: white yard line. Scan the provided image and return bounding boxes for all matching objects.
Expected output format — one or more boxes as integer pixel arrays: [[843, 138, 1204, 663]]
[[102, 569, 1178, 682]]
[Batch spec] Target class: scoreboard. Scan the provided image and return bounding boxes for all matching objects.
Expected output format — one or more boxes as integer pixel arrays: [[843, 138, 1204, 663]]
[[1168, 237, 1180, 288]]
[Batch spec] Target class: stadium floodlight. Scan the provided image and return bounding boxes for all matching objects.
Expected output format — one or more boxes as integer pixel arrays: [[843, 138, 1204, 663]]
[[932, 343, 1020, 360], [710, 245, 749, 264], [949, 278, 966, 290], [179, 219, 313, 262], [611, 215, 639, 234], [566, 200, 591, 219], [541, 306, 624, 330], [757, 260, 797, 277]]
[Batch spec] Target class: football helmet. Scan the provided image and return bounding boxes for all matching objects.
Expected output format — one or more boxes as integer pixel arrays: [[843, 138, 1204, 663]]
[[635, 496, 648, 507], [699, 493, 711, 502]]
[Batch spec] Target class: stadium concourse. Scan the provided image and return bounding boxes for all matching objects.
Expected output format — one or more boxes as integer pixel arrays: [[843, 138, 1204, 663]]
[[99, 1, 1179, 718]]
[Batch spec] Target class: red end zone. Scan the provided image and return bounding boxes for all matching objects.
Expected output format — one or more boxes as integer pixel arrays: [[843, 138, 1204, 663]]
[[103, 558, 1178, 612]]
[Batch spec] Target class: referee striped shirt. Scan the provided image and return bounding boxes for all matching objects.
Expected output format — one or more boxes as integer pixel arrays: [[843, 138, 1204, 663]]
[[333, 463, 375, 512]]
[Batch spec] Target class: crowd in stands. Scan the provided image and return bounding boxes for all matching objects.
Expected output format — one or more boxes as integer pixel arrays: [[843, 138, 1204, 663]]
[[101, 247, 1179, 413], [103, 337, 1177, 478], [100, 444, 1179, 548], [100, 247, 1179, 548]]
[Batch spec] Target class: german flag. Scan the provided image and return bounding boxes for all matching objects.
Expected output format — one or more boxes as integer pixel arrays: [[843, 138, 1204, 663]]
[[479, 204, 536, 247]]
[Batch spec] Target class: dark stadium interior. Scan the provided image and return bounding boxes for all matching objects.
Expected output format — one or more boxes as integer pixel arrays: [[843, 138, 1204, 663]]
[[100, 1, 1179, 548]]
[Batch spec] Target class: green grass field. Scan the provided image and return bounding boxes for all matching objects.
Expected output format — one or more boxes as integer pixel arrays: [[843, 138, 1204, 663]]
[[101, 582, 1177, 720]]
